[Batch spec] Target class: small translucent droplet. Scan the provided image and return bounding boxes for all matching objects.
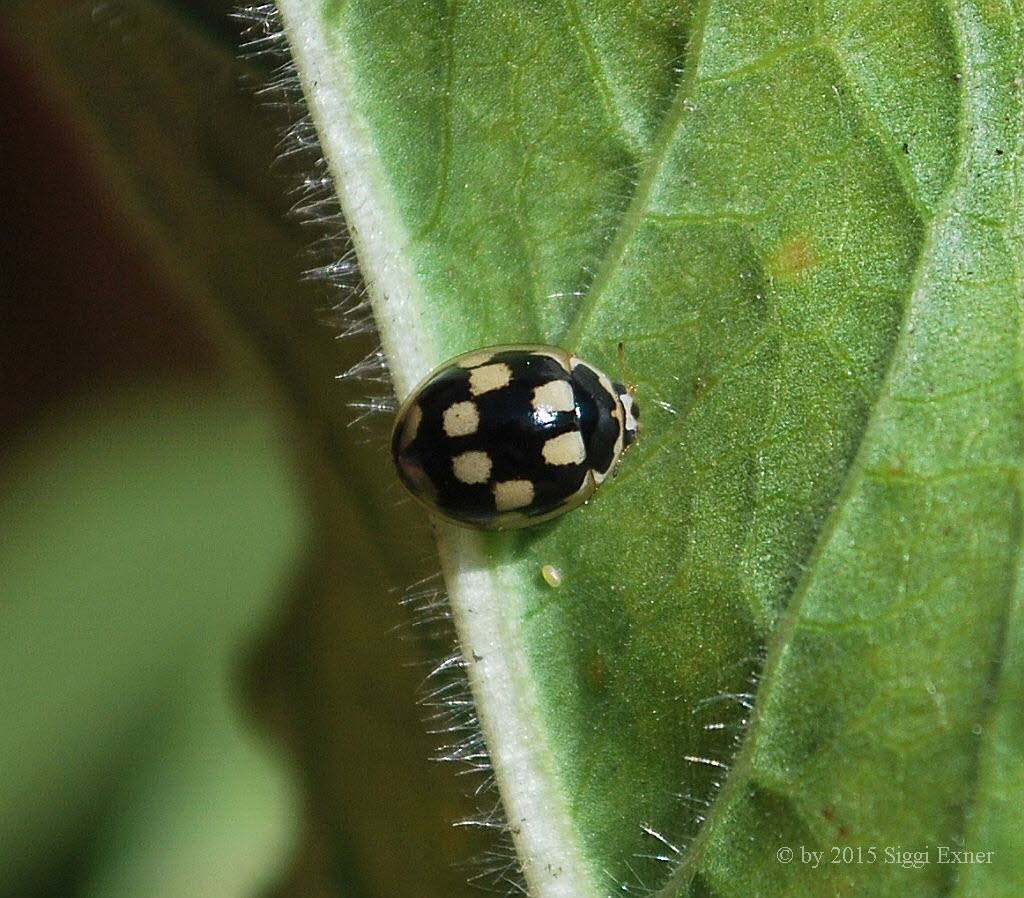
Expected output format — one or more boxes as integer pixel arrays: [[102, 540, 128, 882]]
[[541, 564, 563, 588]]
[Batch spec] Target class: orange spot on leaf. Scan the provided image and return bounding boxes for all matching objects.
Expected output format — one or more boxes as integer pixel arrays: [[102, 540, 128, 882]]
[[768, 232, 818, 281]]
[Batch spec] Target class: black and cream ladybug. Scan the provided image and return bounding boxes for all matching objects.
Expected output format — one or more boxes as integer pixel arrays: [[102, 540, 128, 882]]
[[391, 345, 639, 529]]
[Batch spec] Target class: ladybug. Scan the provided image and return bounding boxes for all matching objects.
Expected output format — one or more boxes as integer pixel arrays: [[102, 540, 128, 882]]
[[391, 345, 639, 529]]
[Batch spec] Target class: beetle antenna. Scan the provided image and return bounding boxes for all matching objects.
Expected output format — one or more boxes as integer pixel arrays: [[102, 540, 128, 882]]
[[617, 341, 638, 395]]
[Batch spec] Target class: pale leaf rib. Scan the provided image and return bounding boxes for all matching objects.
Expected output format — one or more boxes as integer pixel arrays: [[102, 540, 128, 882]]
[[561, 0, 714, 351], [274, 2, 438, 397], [275, 3, 601, 895]]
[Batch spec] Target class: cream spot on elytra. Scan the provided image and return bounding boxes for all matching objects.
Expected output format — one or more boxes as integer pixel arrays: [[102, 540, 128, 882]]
[[453, 450, 492, 485], [470, 363, 512, 396], [456, 349, 495, 369], [493, 479, 534, 511], [532, 380, 575, 415], [443, 401, 479, 437], [542, 431, 586, 466]]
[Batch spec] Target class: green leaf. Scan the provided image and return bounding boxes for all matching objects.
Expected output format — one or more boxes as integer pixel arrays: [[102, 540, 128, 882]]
[[279, 0, 1024, 894]]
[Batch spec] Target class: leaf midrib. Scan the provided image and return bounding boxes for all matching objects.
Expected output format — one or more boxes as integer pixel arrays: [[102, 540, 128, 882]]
[[560, 0, 713, 351], [562, 23, 938, 358]]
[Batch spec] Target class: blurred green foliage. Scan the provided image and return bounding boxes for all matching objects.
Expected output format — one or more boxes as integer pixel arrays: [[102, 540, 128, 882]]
[[1, 383, 305, 898], [1, 1, 485, 896]]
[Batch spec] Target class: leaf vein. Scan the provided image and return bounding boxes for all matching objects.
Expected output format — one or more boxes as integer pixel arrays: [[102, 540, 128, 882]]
[[560, 0, 714, 350], [560, 0, 645, 157], [650, 2, 976, 889]]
